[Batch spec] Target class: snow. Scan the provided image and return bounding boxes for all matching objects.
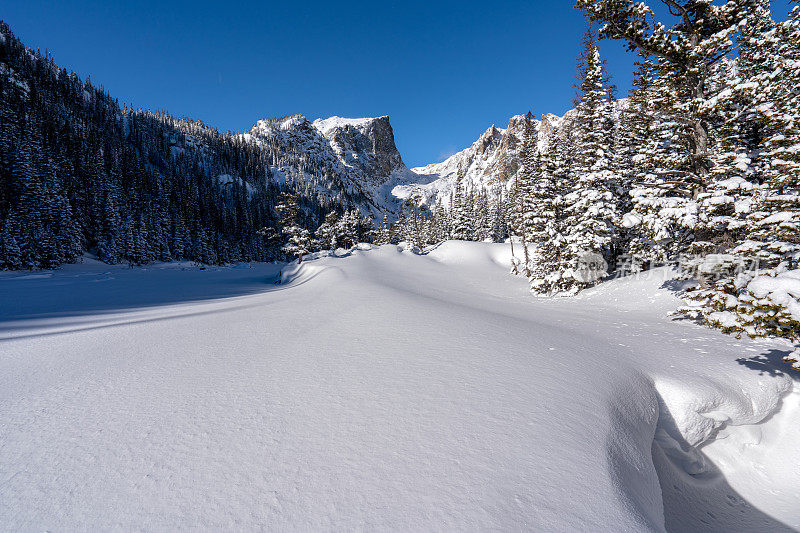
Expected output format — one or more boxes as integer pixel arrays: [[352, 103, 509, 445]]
[[0, 243, 797, 531], [312, 116, 384, 136], [759, 211, 795, 225], [747, 269, 800, 321], [216, 173, 256, 196], [622, 212, 643, 228], [246, 114, 420, 218], [407, 121, 522, 208]]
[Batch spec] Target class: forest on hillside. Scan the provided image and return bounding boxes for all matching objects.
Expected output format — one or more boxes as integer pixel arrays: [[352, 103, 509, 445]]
[[0, 21, 375, 270]]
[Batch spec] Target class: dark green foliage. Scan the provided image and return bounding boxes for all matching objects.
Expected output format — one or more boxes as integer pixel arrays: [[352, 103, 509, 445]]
[[0, 22, 358, 269]]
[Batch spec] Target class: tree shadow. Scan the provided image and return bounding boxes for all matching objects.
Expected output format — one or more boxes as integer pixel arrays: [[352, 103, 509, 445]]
[[659, 278, 694, 293], [0, 263, 285, 340], [736, 349, 799, 382]]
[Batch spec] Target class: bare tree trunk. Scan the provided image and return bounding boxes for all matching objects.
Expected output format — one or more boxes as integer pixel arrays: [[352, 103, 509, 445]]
[[510, 237, 519, 275], [521, 234, 532, 278]]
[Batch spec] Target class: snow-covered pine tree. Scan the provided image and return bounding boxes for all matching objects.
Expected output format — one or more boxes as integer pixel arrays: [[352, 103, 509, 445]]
[[471, 189, 491, 241], [620, 58, 697, 269], [511, 112, 539, 277], [526, 117, 563, 295], [616, 59, 654, 270], [487, 191, 506, 243], [743, 0, 800, 268], [373, 213, 393, 245], [451, 165, 472, 241], [577, 0, 752, 193], [392, 204, 408, 244], [558, 30, 619, 292], [428, 200, 450, 244], [315, 211, 340, 251], [709, 1, 778, 190], [677, 5, 781, 328], [336, 210, 358, 249], [0, 216, 21, 269], [276, 192, 313, 263], [713, 2, 800, 365]]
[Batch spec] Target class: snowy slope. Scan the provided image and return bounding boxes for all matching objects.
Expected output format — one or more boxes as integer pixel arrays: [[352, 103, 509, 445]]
[[0, 243, 797, 531]]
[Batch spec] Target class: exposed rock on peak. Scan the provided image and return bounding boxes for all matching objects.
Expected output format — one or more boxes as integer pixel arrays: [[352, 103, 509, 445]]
[[245, 114, 417, 216], [400, 114, 537, 206], [399, 102, 626, 209], [312, 115, 406, 186]]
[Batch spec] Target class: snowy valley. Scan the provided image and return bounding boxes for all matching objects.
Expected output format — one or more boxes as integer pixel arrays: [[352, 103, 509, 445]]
[[0, 243, 798, 531], [2, 0, 800, 530]]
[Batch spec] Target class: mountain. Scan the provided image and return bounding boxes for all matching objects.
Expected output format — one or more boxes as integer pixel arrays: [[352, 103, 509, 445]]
[[244, 114, 423, 216], [396, 113, 566, 207]]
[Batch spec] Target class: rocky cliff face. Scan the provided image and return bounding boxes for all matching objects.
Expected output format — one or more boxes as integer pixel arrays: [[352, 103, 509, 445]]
[[395, 114, 552, 207], [312, 116, 406, 187], [243, 114, 421, 216]]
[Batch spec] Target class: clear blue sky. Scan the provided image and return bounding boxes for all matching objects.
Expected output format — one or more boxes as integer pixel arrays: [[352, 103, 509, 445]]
[[4, 0, 793, 167]]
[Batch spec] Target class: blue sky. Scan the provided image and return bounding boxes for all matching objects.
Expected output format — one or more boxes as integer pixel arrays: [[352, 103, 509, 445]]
[[4, 0, 794, 167]]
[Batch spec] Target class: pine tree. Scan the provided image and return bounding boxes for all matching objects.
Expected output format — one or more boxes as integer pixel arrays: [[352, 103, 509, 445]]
[[558, 32, 619, 292], [0, 217, 21, 269], [577, 0, 753, 193], [373, 213, 393, 245], [526, 117, 563, 295], [429, 201, 450, 244], [315, 211, 340, 251], [276, 192, 313, 263], [621, 58, 696, 268], [513, 112, 538, 278], [450, 166, 472, 240], [659, 2, 800, 363]]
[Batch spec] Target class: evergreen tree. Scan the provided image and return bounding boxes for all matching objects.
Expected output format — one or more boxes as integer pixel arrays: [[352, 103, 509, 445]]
[[577, 0, 753, 193], [315, 211, 340, 251], [622, 58, 696, 268], [451, 166, 472, 240], [373, 213, 393, 245], [558, 32, 619, 292], [276, 192, 313, 263], [525, 116, 563, 295], [513, 112, 538, 278]]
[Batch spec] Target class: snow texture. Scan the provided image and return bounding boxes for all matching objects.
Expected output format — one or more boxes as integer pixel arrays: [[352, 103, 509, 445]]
[[0, 243, 797, 531]]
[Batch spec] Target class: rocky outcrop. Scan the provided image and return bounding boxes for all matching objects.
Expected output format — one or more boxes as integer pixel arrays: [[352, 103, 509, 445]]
[[312, 116, 406, 187], [399, 114, 534, 207], [236, 103, 617, 216], [399, 102, 618, 209], [245, 114, 420, 216]]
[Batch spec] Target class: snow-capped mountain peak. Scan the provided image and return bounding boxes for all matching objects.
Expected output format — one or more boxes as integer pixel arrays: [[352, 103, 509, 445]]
[[244, 114, 421, 215], [396, 114, 540, 206], [311, 116, 386, 136]]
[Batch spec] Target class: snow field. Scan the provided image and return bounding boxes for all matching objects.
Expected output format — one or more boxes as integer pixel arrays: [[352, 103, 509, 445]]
[[0, 242, 797, 531]]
